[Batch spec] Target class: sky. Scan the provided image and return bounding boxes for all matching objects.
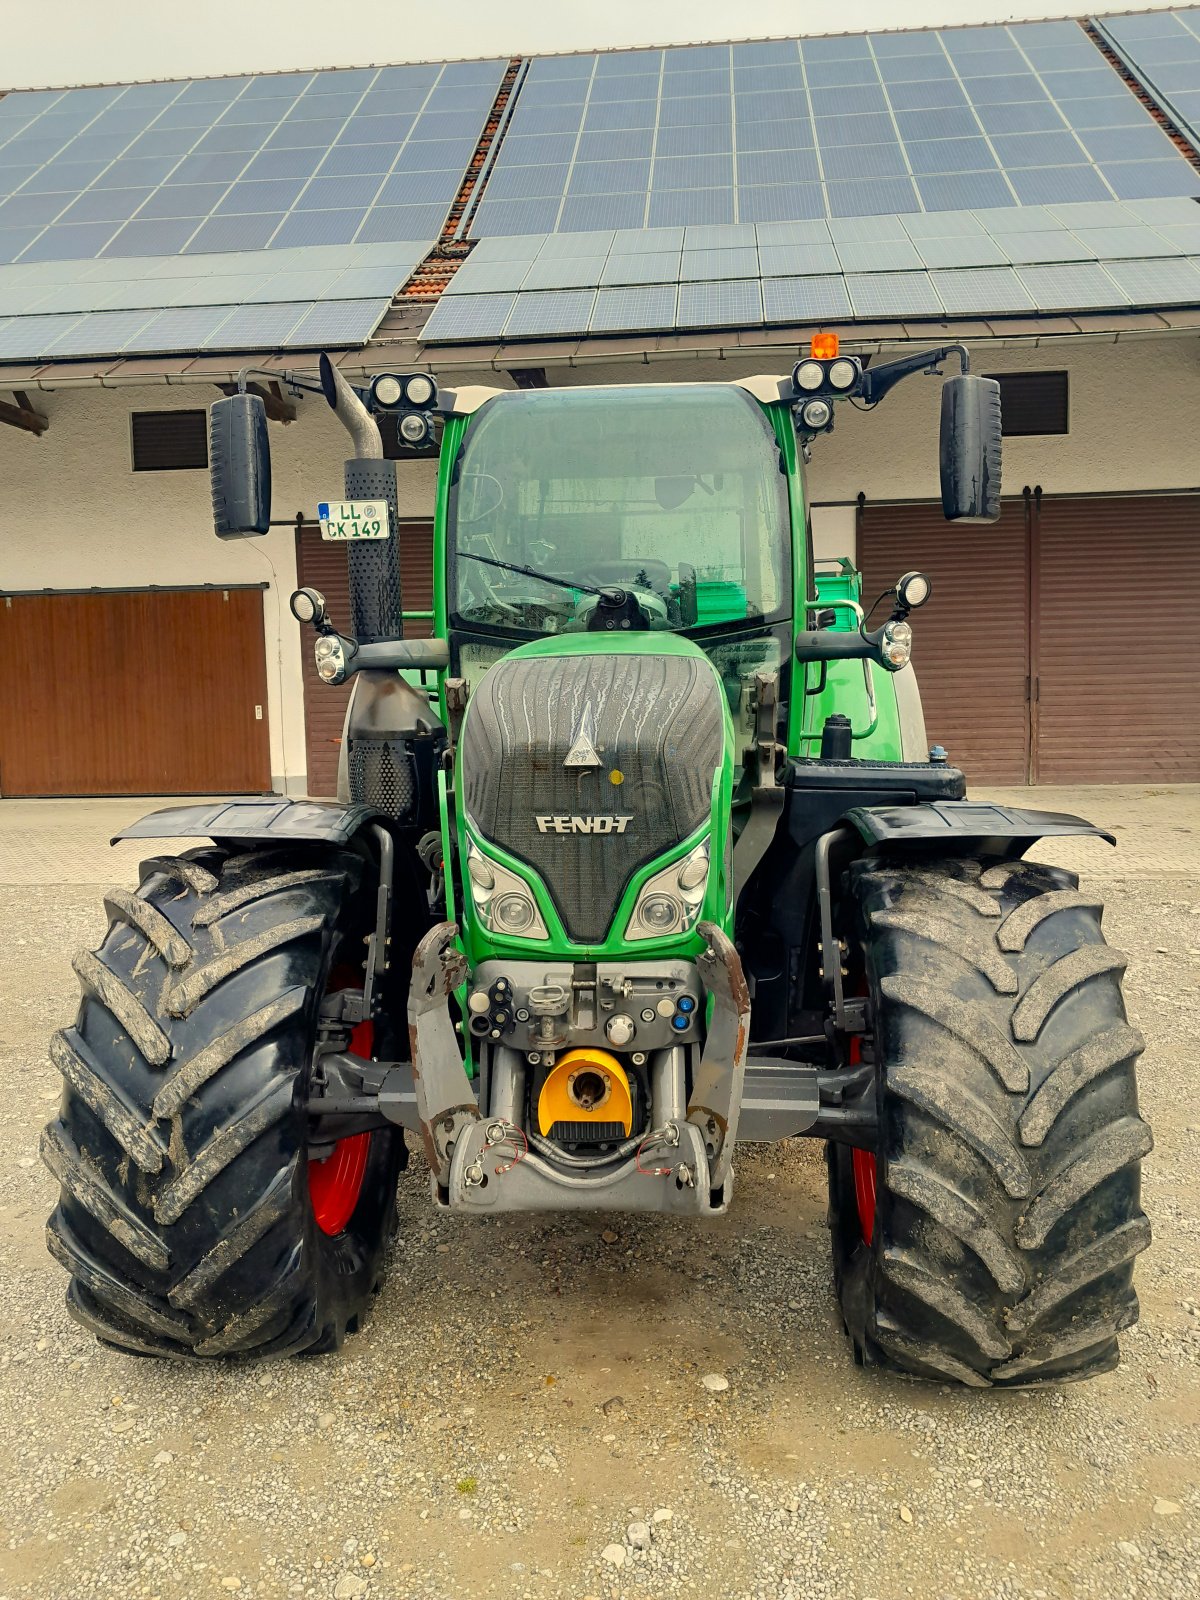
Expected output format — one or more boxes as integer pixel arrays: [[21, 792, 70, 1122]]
[[2, 0, 1185, 89]]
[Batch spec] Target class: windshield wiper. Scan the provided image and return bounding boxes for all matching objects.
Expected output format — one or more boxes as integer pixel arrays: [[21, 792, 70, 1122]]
[[458, 550, 604, 597]]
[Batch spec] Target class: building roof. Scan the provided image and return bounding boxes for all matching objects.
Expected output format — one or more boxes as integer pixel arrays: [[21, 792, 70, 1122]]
[[1, 12, 1199, 376]]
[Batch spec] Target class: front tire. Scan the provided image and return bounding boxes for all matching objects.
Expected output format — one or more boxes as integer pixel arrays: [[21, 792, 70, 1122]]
[[41, 847, 405, 1359], [829, 854, 1150, 1387]]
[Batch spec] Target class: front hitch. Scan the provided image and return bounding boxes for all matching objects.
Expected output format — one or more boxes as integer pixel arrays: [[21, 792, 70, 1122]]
[[407, 922, 478, 1183]]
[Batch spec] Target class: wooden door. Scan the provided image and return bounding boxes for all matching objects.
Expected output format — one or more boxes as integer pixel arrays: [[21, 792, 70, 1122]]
[[0, 587, 271, 796], [1034, 494, 1200, 783]]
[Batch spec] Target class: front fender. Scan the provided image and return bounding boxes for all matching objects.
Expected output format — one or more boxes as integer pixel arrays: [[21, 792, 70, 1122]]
[[844, 800, 1115, 859], [112, 796, 381, 847]]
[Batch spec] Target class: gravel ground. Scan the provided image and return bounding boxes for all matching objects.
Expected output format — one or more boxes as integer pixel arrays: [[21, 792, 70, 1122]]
[[1, 873, 1197, 1600]]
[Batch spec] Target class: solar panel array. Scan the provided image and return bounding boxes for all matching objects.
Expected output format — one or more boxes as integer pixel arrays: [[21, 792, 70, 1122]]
[[0, 240, 428, 359], [1099, 9, 1200, 149], [0, 58, 505, 267], [419, 195, 1200, 340], [467, 20, 1200, 237]]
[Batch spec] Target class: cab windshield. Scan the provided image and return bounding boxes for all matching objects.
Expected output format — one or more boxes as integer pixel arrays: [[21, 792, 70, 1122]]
[[448, 384, 790, 636]]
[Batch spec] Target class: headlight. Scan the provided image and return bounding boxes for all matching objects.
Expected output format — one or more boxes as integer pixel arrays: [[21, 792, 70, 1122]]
[[466, 841, 548, 940], [627, 839, 709, 942], [828, 358, 858, 390], [795, 360, 824, 391], [313, 634, 345, 682], [800, 398, 832, 430], [881, 619, 912, 670], [399, 413, 430, 444], [404, 374, 435, 407]]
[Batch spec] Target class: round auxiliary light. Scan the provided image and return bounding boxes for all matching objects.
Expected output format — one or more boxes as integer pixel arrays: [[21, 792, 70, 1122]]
[[492, 892, 535, 933], [677, 853, 708, 891], [828, 358, 857, 390], [314, 636, 337, 660], [290, 588, 317, 624], [801, 398, 832, 430], [472, 855, 495, 892], [795, 360, 825, 391], [897, 570, 932, 610], [639, 894, 681, 933], [399, 413, 429, 444], [404, 373, 435, 407], [373, 375, 403, 407]]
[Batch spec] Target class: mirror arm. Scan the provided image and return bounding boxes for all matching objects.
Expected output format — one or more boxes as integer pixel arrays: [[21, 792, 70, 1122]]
[[233, 365, 326, 399], [860, 343, 970, 407]]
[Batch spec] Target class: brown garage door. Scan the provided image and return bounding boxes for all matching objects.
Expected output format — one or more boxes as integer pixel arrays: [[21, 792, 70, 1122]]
[[0, 586, 271, 796], [857, 499, 1031, 783], [296, 523, 433, 797], [1034, 496, 1200, 783], [859, 493, 1200, 784]]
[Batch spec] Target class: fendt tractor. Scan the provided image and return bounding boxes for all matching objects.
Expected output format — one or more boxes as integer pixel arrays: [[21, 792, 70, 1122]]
[[42, 337, 1151, 1386]]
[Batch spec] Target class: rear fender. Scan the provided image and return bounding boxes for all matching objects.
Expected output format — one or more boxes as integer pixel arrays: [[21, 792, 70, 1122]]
[[112, 796, 380, 848]]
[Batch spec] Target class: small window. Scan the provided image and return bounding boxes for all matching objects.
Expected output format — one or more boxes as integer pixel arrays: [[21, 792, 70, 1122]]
[[130, 410, 209, 471], [984, 371, 1068, 437]]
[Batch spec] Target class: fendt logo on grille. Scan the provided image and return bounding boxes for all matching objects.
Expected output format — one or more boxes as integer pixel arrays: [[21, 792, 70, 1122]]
[[535, 815, 633, 835]]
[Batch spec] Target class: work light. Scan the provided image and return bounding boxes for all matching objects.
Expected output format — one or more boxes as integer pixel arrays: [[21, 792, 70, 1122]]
[[795, 360, 824, 391], [371, 375, 403, 407], [800, 398, 832, 430], [399, 413, 430, 444], [404, 373, 435, 407]]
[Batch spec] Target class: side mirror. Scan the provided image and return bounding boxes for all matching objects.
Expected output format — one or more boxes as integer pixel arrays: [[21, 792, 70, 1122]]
[[939, 374, 1001, 524], [209, 392, 271, 538]]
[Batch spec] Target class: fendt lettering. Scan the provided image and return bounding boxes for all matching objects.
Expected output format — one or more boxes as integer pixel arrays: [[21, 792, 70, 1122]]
[[535, 814, 634, 834], [43, 340, 1148, 1390]]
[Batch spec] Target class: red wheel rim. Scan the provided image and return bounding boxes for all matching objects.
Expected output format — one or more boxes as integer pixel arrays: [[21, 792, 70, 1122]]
[[851, 1147, 877, 1245], [846, 1032, 877, 1245], [308, 1018, 373, 1237]]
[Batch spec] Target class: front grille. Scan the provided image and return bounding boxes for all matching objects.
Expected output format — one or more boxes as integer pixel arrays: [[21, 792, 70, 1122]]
[[460, 649, 725, 942], [348, 737, 417, 821]]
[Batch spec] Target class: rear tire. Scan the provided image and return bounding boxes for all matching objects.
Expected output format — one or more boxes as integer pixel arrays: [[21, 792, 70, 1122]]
[[828, 854, 1150, 1386], [41, 847, 406, 1360]]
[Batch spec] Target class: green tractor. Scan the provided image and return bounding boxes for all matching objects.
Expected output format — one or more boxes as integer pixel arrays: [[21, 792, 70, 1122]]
[[42, 340, 1150, 1384]]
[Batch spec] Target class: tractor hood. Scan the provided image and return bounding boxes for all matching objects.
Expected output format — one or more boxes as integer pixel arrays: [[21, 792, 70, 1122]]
[[457, 634, 732, 947]]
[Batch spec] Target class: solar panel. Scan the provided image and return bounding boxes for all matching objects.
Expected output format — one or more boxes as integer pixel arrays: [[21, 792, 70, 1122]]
[[503, 288, 597, 337], [761, 273, 852, 322], [522, 253, 609, 289], [287, 296, 392, 346], [912, 232, 1010, 268], [419, 290, 517, 341], [0, 58, 505, 266], [589, 282, 678, 331], [1096, 10, 1200, 152], [675, 277, 762, 326], [679, 245, 759, 280], [1099, 254, 1200, 302], [1013, 260, 1130, 309], [929, 266, 1036, 314], [834, 237, 924, 273], [599, 250, 682, 284], [845, 270, 944, 317], [444, 256, 532, 293]]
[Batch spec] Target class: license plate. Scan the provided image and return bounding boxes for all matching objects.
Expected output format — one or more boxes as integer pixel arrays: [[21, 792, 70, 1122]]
[[317, 500, 390, 540]]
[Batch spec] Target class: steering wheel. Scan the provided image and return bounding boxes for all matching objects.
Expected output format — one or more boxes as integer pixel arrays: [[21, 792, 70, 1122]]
[[457, 472, 505, 524]]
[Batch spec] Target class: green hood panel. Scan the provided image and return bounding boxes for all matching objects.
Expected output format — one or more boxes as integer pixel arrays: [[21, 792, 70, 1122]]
[[454, 634, 735, 959]]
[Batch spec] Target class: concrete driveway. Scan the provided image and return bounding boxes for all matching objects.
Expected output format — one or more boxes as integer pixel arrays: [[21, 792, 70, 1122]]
[[0, 785, 1196, 1600]]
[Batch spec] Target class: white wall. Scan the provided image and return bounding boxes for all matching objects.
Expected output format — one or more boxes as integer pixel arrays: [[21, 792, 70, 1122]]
[[0, 382, 437, 792], [2, 333, 1196, 789]]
